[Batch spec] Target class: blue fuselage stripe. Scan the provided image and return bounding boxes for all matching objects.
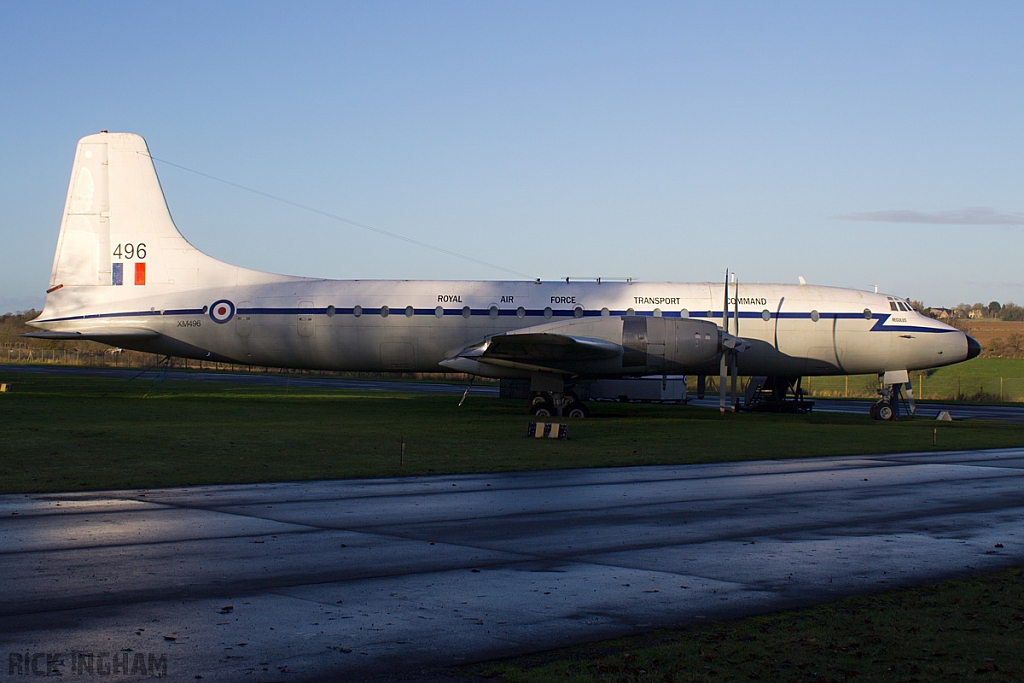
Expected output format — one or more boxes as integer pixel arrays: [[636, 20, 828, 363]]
[[33, 307, 956, 334]]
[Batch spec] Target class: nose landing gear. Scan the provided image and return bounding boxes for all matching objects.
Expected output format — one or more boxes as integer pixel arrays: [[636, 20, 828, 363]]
[[869, 400, 895, 421], [871, 378, 916, 421]]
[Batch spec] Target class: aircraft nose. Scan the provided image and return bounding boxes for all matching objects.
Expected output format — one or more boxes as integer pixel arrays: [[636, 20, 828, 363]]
[[966, 335, 981, 360]]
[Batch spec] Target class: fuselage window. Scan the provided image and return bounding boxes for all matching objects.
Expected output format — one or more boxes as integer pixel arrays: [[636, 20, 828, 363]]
[[652, 308, 662, 317], [863, 308, 873, 319], [380, 305, 389, 318], [462, 306, 471, 318], [326, 305, 335, 317], [897, 301, 910, 312], [626, 308, 635, 316], [434, 306, 444, 318], [405, 306, 414, 317], [516, 306, 526, 318], [574, 306, 584, 318], [600, 307, 610, 317], [810, 310, 819, 322], [353, 305, 362, 317], [761, 309, 770, 321], [489, 305, 499, 319], [543, 307, 553, 319], [890, 301, 899, 311], [680, 309, 689, 318]]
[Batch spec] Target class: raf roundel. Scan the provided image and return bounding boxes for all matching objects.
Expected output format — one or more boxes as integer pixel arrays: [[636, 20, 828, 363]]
[[209, 299, 235, 324]]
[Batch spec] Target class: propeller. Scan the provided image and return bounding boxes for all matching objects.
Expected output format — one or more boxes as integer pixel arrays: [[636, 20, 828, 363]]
[[720, 269, 729, 414], [732, 275, 740, 411], [719, 270, 748, 414]]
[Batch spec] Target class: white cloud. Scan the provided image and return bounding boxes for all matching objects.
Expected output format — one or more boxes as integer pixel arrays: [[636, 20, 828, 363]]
[[839, 207, 1024, 226]]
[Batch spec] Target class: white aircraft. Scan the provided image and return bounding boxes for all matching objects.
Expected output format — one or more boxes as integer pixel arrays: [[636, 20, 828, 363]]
[[27, 132, 979, 419]]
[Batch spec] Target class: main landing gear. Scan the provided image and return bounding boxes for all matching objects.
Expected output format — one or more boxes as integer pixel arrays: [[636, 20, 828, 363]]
[[529, 391, 590, 418], [526, 372, 590, 418]]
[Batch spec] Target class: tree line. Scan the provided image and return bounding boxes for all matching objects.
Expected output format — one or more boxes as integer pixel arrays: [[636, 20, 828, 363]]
[[951, 301, 1024, 321]]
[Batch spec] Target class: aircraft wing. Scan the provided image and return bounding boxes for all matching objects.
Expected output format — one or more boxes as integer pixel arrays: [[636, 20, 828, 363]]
[[454, 332, 623, 373], [440, 317, 627, 375]]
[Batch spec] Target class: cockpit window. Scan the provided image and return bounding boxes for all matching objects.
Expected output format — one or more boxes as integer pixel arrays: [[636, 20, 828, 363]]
[[889, 296, 914, 312]]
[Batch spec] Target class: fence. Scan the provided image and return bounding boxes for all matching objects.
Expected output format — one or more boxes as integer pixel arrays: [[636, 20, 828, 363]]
[[0, 345, 474, 382], [801, 373, 1024, 402], [4, 345, 1023, 402], [692, 373, 1024, 403]]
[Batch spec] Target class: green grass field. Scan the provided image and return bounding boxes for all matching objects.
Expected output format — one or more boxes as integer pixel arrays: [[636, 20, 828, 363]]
[[791, 357, 1024, 401], [475, 568, 1024, 682], [2, 370, 1024, 495]]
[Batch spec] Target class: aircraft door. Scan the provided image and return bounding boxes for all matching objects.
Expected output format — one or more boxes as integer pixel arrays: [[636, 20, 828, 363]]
[[835, 305, 890, 374], [774, 298, 837, 374], [298, 301, 314, 338], [380, 341, 416, 369], [235, 301, 253, 337]]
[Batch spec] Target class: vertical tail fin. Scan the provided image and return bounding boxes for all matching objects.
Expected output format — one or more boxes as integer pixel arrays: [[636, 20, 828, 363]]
[[39, 132, 295, 325], [50, 132, 212, 290]]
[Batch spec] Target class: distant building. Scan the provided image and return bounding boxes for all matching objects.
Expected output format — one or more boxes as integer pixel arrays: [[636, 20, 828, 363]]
[[969, 309, 986, 319], [927, 307, 953, 320]]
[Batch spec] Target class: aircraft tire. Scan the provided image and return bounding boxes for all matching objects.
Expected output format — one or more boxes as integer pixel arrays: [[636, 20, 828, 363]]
[[877, 403, 895, 421], [530, 403, 555, 418], [565, 402, 590, 419], [869, 402, 880, 420]]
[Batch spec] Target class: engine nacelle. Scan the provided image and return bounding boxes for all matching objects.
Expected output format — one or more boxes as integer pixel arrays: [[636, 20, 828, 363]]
[[441, 315, 727, 379], [621, 316, 723, 374]]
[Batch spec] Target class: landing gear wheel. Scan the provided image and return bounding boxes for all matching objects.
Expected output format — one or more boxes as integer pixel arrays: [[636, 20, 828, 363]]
[[530, 402, 555, 417], [877, 402, 895, 421], [869, 402, 880, 420], [565, 401, 590, 419]]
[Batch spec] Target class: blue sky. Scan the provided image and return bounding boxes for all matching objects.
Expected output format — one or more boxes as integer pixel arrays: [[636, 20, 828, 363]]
[[2, 1, 1022, 313]]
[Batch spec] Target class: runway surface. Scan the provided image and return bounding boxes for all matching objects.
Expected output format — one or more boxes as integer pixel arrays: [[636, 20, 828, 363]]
[[3, 449, 1024, 682]]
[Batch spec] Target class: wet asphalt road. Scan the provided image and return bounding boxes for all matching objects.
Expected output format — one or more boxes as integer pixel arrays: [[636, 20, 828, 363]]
[[2, 450, 1024, 682]]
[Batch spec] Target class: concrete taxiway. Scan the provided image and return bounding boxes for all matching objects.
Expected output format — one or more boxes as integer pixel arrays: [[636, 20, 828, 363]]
[[2, 449, 1024, 682]]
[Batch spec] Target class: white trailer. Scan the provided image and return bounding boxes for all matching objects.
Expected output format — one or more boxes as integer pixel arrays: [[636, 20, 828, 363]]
[[584, 376, 687, 403]]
